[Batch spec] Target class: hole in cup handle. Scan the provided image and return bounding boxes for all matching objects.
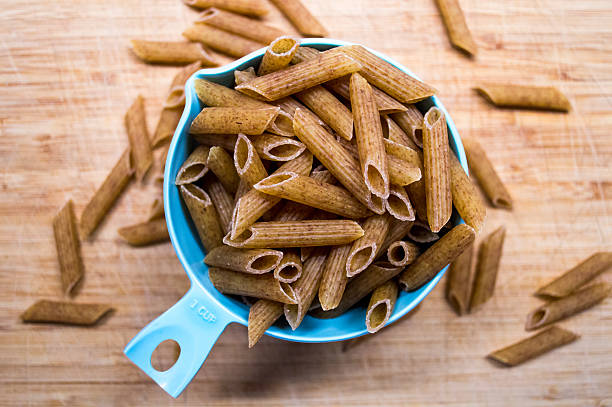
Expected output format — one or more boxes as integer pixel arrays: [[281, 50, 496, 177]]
[[124, 285, 235, 398]]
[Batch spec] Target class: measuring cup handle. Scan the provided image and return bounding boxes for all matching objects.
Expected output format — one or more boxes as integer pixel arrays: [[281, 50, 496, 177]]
[[124, 285, 235, 398]]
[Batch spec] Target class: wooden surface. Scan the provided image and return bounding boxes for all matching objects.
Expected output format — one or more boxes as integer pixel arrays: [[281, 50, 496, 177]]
[[1, 0, 611, 405]]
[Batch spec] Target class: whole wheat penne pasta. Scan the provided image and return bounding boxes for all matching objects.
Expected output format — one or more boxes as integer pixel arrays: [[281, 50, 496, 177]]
[[190, 107, 279, 135], [290, 45, 321, 63], [274, 249, 302, 283], [325, 76, 407, 114], [251, 133, 305, 161], [378, 220, 414, 258], [125, 95, 152, 181], [312, 263, 403, 319], [350, 72, 389, 198], [525, 283, 610, 331], [248, 299, 283, 348], [385, 185, 415, 221], [272, 171, 334, 222], [408, 179, 427, 223], [384, 139, 421, 167], [175, 145, 210, 185], [198, 8, 284, 45], [206, 178, 234, 233], [296, 85, 353, 141], [209, 267, 297, 303], [293, 108, 384, 214], [234, 67, 256, 85], [445, 241, 474, 315], [254, 171, 371, 218], [21, 300, 113, 326], [130, 40, 218, 66], [269, 0, 328, 37], [194, 134, 236, 150], [258, 37, 299, 76], [158, 143, 170, 174], [462, 137, 512, 209], [469, 226, 506, 312], [207, 146, 240, 193], [399, 223, 475, 291], [423, 107, 452, 232], [407, 220, 439, 243], [449, 152, 486, 233], [346, 214, 392, 277], [475, 84, 570, 112], [204, 246, 282, 274], [366, 280, 399, 333], [165, 61, 203, 108], [236, 52, 361, 101], [183, 24, 261, 58], [118, 218, 170, 246], [339, 45, 436, 103], [230, 151, 312, 238], [386, 240, 420, 267], [184, 0, 269, 16], [179, 184, 224, 251], [434, 0, 477, 56], [148, 197, 165, 221], [234, 179, 250, 200], [80, 149, 133, 238], [152, 107, 182, 148], [487, 326, 579, 367], [284, 248, 328, 329], [536, 252, 612, 298], [382, 115, 420, 150], [224, 220, 364, 248], [54, 200, 84, 295], [318, 244, 352, 311]]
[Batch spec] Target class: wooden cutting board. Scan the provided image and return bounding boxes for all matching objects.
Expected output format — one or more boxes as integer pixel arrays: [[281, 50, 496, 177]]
[[0, 0, 610, 405]]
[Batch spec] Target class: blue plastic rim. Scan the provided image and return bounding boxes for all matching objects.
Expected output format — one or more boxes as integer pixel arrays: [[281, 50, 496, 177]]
[[124, 38, 469, 398]]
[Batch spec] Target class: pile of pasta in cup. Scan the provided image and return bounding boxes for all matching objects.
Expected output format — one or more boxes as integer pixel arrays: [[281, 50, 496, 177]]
[[176, 42, 486, 348]]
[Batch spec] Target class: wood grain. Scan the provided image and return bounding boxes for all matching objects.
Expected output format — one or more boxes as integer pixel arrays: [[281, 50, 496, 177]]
[[0, 0, 611, 405]]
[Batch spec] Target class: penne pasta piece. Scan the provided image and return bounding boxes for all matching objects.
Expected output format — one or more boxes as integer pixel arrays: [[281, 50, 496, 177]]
[[258, 36, 300, 76], [235, 66, 256, 85], [236, 51, 361, 101], [325, 76, 407, 114], [385, 185, 415, 221], [296, 85, 353, 141], [175, 145, 210, 185], [407, 179, 427, 223], [125, 95, 152, 181], [251, 133, 305, 161], [21, 300, 113, 326], [462, 137, 512, 209], [254, 171, 371, 219], [284, 248, 328, 329], [148, 197, 165, 221], [378, 220, 414, 258], [274, 249, 302, 283], [536, 252, 612, 298], [449, 152, 486, 233], [183, 24, 261, 58], [207, 146, 240, 194], [209, 267, 297, 303], [204, 246, 282, 274], [130, 40, 218, 66], [230, 151, 312, 238], [350, 72, 389, 198], [54, 200, 84, 295], [525, 283, 611, 331], [248, 300, 283, 348], [382, 115, 419, 150], [179, 184, 224, 251], [399, 223, 475, 291], [80, 149, 133, 238], [197, 8, 284, 45], [293, 108, 384, 214], [469, 226, 506, 312], [339, 45, 436, 103], [386, 240, 420, 267], [384, 139, 421, 167], [224, 220, 364, 248], [272, 170, 333, 222], [318, 244, 352, 311], [406, 220, 439, 243], [423, 107, 452, 232], [346, 214, 392, 277], [190, 107, 279, 135], [206, 177, 234, 233], [487, 326, 579, 367], [194, 134, 236, 150], [152, 107, 182, 148], [475, 84, 570, 112], [366, 280, 399, 333], [118, 218, 170, 246], [165, 61, 203, 108], [184, 0, 269, 17], [445, 241, 474, 315], [269, 0, 328, 37], [434, 0, 477, 56]]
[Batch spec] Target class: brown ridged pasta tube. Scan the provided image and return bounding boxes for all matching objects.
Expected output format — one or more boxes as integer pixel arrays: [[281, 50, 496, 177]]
[[434, 0, 477, 56], [386, 240, 420, 267], [125, 95, 152, 182], [234, 67, 256, 85], [183, 24, 261, 58], [346, 214, 392, 277], [206, 178, 234, 233], [248, 300, 283, 348], [179, 184, 224, 251], [449, 153, 486, 233], [118, 218, 170, 247], [250, 133, 305, 161], [475, 84, 570, 112], [197, 8, 284, 44], [207, 146, 240, 194], [318, 244, 352, 311], [296, 85, 353, 141], [54, 200, 84, 295], [525, 283, 610, 331], [152, 108, 182, 149], [406, 220, 439, 243], [194, 134, 236, 150], [184, 0, 269, 17], [366, 280, 399, 333], [385, 185, 415, 221], [378, 220, 414, 258], [445, 241, 474, 315], [130, 40, 218, 66], [274, 249, 302, 283], [399, 223, 475, 291], [536, 252, 612, 298], [258, 37, 299, 76], [204, 246, 282, 274], [382, 115, 419, 150], [175, 145, 210, 185], [469, 226, 506, 312], [269, 0, 328, 37], [165, 61, 203, 108], [209, 267, 297, 303], [272, 169, 335, 222], [325, 76, 407, 114], [21, 300, 113, 326], [190, 107, 279, 135]]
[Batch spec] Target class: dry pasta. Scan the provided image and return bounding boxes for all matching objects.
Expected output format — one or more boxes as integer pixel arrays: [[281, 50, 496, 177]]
[[130, 40, 218, 65]]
